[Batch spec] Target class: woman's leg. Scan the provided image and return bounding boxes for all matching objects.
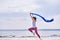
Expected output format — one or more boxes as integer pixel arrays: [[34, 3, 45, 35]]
[[34, 27, 40, 38], [28, 27, 35, 35]]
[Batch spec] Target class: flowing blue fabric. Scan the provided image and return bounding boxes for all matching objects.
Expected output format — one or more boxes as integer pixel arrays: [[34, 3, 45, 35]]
[[31, 13, 54, 22]]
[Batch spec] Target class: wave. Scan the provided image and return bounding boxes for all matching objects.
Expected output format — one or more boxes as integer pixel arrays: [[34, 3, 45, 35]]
[[0, 34, 60, 38]]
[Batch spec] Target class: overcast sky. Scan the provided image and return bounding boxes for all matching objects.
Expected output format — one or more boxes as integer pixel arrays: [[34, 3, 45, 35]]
[[0, 0, 60, 29]]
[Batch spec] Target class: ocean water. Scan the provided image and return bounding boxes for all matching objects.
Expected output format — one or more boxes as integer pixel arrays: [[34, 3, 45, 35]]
[[0, 29, 60, 40]]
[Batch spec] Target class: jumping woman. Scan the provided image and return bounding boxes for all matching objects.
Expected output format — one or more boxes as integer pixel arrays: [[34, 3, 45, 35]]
[[28, 13, 41, 40]]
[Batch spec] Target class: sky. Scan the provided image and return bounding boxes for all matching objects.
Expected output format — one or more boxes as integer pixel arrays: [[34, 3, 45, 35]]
[[0, 0, 60, 29]]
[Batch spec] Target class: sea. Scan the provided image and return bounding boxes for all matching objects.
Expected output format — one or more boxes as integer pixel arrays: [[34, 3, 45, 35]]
[[0, 29, 60, 40]]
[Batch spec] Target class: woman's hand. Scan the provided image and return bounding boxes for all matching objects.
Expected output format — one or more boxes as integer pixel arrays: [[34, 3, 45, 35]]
[[30, 13, 33, 18], [30, 13, 33, 16]]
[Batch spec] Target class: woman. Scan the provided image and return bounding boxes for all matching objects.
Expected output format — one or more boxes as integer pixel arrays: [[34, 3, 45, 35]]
[[28, 13, 41, 39]]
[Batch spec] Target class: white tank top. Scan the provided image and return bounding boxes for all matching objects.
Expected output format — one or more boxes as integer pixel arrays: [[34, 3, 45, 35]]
[[32, 22, 36, 27]]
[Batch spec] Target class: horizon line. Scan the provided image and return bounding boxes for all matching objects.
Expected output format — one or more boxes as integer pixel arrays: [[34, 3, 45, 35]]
[[0, 29, 60, 31]]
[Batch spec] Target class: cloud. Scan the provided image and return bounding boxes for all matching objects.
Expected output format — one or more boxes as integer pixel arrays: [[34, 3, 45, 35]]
[[0, 0, 60, 15], [0, 17, 31, 29], [0, 0, 60, 29], [37, 15, 60, 29], [45, 0, 60, 4], [0, 13, 27, 17], [36, 0, 60, 16], [0, 0, 40, 13], [0, 14, 60, 29]]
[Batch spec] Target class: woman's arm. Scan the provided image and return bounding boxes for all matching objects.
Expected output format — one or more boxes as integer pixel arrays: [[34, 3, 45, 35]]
[[30, 13, 33, 17], [30, 13, 33, 20]]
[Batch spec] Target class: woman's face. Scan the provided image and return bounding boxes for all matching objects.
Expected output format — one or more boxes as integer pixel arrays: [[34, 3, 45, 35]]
[[32, 18, 36, 22]]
